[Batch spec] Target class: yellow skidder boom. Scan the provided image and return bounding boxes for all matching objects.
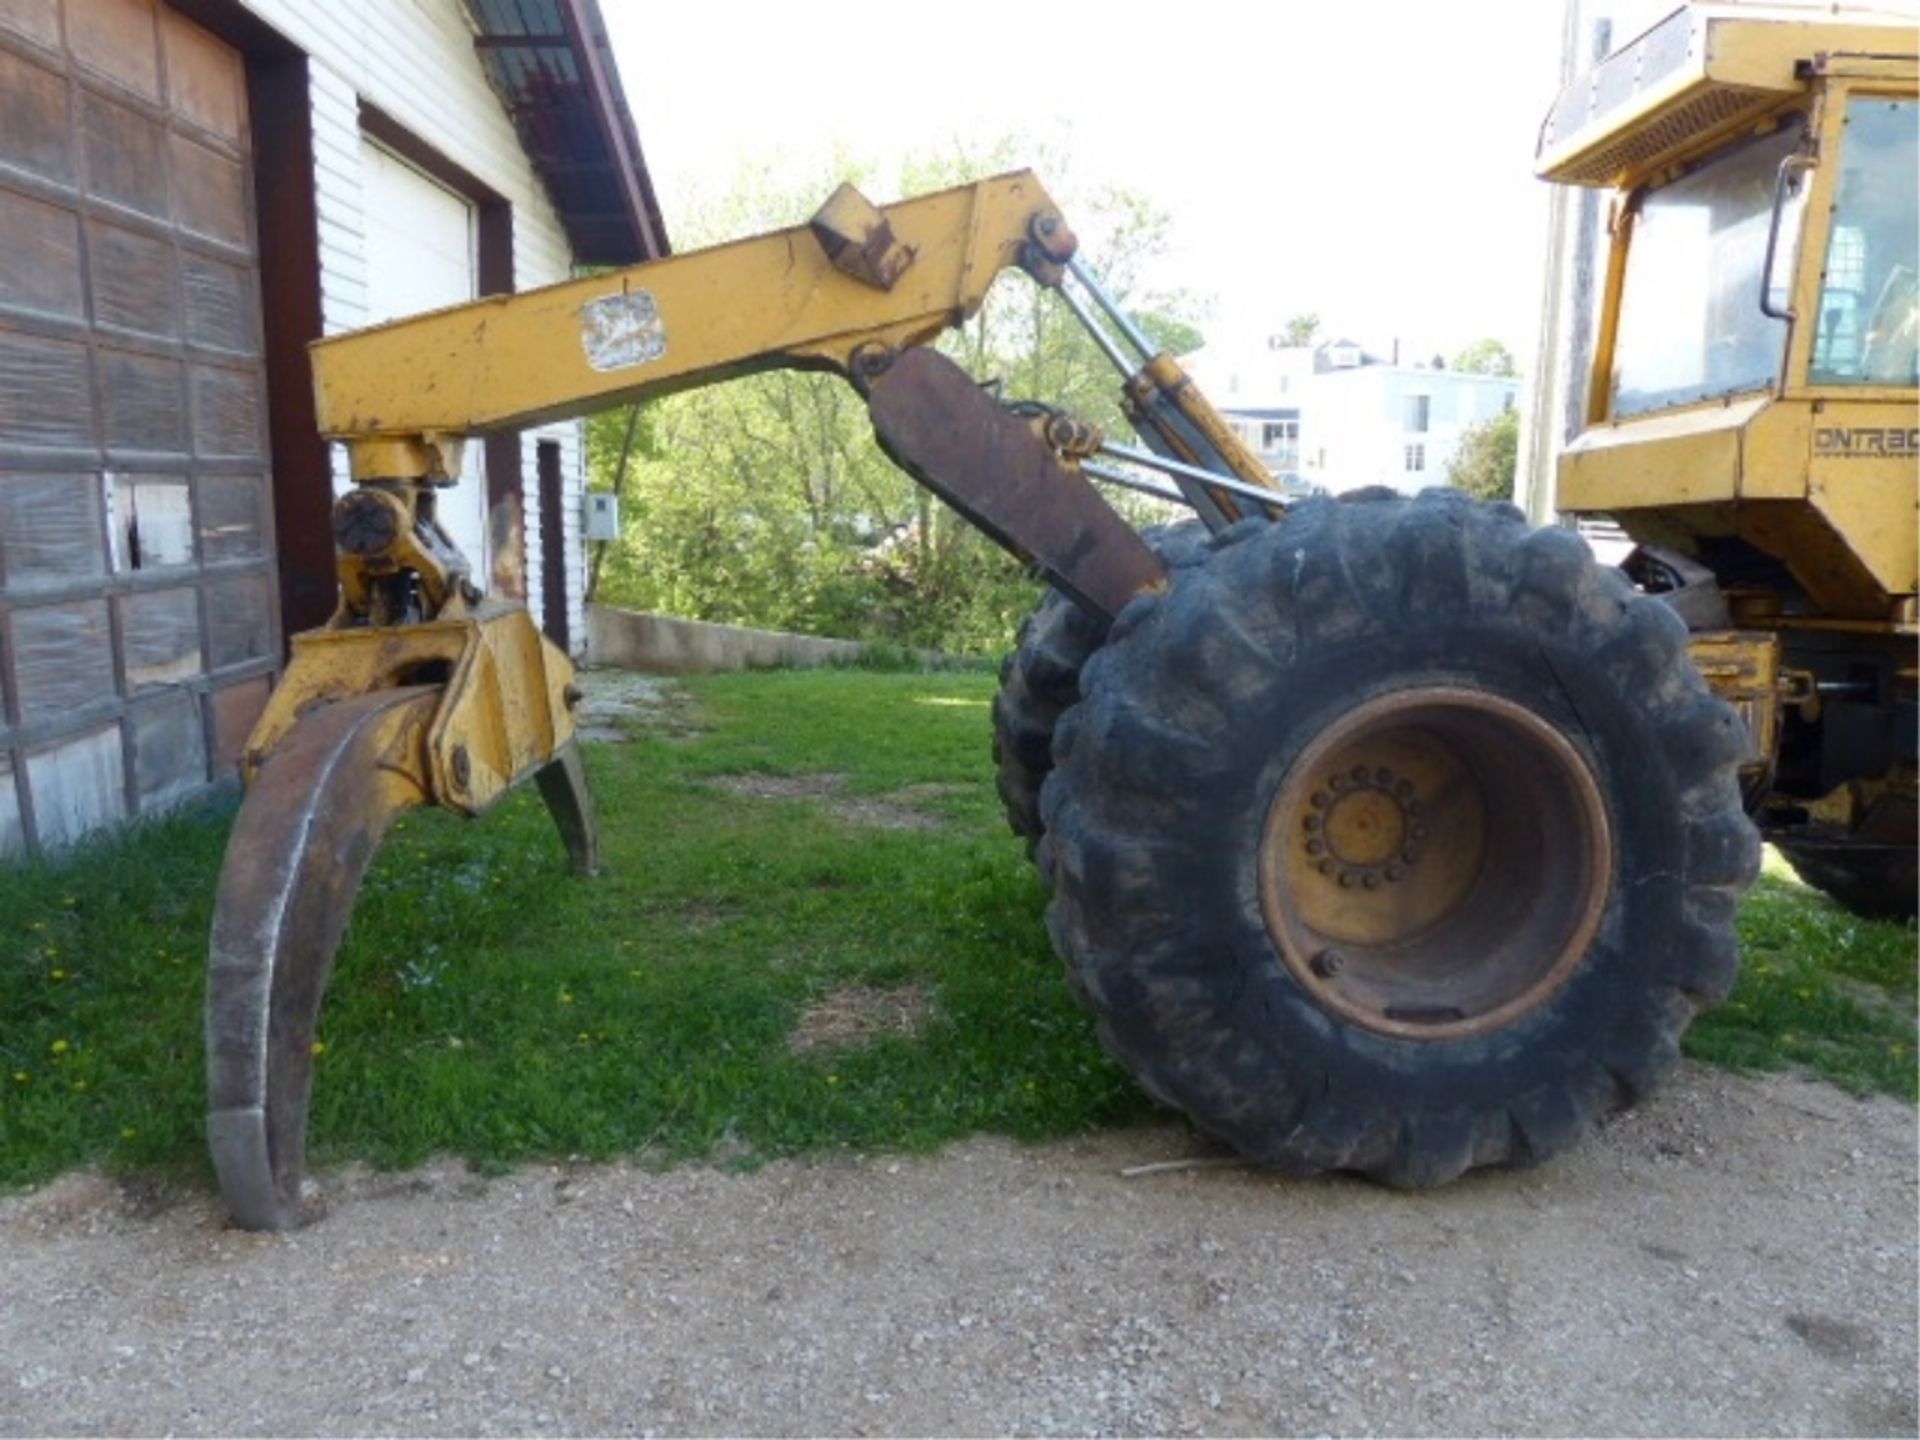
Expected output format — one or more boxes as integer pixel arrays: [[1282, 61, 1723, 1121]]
[[205, 171, 1284, 1228]]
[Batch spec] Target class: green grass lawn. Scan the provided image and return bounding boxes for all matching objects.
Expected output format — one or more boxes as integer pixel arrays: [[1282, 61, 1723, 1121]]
[[1, 668, 1913, 1196]]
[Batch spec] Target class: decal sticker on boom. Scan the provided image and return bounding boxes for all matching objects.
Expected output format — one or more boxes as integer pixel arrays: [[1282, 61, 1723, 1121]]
[[581, 292, 667, 372]]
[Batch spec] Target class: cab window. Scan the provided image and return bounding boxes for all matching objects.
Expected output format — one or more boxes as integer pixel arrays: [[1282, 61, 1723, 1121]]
[[1811, 97, 1918, 386], [1610, 122, 1806, 418]]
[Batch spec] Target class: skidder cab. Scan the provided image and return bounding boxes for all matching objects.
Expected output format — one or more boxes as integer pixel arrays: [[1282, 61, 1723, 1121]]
[[1538, 2, 1918, 918]]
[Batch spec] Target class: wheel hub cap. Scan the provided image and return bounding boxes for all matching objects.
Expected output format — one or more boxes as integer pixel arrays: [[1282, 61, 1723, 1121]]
[[1260, 687, 1613, 1041]]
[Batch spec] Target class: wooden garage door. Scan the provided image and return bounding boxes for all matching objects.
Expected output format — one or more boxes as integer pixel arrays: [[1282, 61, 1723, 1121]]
[[0, 0, 276, 856]]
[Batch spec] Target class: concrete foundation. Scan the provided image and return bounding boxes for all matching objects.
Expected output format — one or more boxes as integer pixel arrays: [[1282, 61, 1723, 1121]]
[[587, 605, 877, 674]]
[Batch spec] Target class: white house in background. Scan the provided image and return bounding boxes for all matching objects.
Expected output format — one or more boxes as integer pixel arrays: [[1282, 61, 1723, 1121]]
[[1195, 336, 1315, 480], [1300, 346, 1520, 495], [0, 0, 666, 857], [1185, 335, 1521, 496]]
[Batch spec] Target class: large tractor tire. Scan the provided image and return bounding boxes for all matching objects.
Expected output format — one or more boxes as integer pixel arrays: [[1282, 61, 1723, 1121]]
[[1040, 490, 1760, 1187], [992, 522, 1209, 854]]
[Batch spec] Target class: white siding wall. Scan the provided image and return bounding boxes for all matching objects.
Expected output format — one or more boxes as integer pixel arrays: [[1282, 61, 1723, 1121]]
[[246, 0, 589, 649]]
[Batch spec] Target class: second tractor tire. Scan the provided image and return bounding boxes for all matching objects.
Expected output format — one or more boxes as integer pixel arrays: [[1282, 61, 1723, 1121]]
[[991, 521, 1208, 854]]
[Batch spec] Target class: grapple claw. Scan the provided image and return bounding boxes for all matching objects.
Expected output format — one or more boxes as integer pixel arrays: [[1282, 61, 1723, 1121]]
[[535, 742, 602, 876], [205, 686, 439, 1230]]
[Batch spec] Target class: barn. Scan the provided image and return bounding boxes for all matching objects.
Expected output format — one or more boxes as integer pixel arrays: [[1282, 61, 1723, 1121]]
[[0, 0, 665, 857]]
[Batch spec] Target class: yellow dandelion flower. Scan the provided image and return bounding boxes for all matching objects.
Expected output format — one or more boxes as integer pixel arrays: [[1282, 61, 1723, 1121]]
[[11, 1071, 27, 1084], [49, 1038, 69, 1055], [120, 1126, 137, 1140], [70, 1079, 87, 1091], [310, 1040, 326, 1057], [559, 991, 576, 1005], [49, 968, 66, 981]]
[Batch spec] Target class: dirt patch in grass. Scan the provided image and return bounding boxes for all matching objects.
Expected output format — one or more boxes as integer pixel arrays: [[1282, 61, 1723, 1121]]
[[574, 670, 705, 743], [789, 981, 935, 1055], [708, 773, 849, 801], [705, 772, 963, 831]]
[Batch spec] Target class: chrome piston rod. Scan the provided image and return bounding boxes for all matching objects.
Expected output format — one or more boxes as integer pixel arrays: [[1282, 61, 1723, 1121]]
[[1094, 443, 1291, 512]]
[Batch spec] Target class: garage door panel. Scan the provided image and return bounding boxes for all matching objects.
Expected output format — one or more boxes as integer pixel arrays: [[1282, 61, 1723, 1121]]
[[88, 217, 180, 339], [182, 249, 258, 353], [0, 0, 62, 50], [159, 4, 243, 144], [0, 47, 74, 184], [80, 87, 169, 220], [0, 188, 84, 320], [171, 130, 248, 247], [66, 0, 161, 102]]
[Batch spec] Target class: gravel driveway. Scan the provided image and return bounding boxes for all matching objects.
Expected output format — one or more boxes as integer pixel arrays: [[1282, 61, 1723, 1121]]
[[2, 1063, 1913, 1437]]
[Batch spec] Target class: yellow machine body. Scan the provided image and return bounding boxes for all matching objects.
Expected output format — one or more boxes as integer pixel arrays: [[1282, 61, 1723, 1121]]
[[1537, 2, 1918, 904], [1542, 4, 1918, 623]]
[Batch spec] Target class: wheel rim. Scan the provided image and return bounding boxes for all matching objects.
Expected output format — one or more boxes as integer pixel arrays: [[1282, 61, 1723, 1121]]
[[1259, 686, 1612, 1041]]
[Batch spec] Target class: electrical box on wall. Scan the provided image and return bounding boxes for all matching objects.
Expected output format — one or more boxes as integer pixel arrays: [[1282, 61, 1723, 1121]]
[[583, 491, 620, 542]]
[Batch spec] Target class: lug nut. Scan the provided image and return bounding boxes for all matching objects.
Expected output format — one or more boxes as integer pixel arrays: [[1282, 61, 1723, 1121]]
[[1330, 775, 1350, 793], [1362, 873, 1380, 890], [1318, 859, 1336, 876], [1385, 863, 1405, 882], [1375, 767, 1393, 785], [1303, 814, 1322, 831], [1311, 949, 1345, 978], [1395, 780, 1415, 799], [1338, 871, 1356, 889], [1351, 765, 1370, 783], [1306, 839, 1325, 857], [1310, 791, 1330, 809]]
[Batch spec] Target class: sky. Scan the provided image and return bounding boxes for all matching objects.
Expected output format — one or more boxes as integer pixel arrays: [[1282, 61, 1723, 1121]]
[[605, 1, 1591, 365]]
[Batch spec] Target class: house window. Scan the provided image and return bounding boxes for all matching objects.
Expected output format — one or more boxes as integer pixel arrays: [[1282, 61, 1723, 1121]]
[[1404, 394, 1431, 433], [1261, 420, 1298, 449], [1405, 443, 1426, 473]]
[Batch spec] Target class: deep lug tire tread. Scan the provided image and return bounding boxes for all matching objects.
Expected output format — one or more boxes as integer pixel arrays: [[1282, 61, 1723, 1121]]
[[1040, 491, 1760, 1188], [990, 522, 1209, 856]]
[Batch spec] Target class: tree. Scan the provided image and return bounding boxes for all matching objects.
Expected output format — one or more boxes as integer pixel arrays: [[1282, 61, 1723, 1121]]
[[589, 144, 1201, 654], [1447, 407, 1520, 502], [1450, 338, 1519, 377], [1279, 312, 1321, 347]]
